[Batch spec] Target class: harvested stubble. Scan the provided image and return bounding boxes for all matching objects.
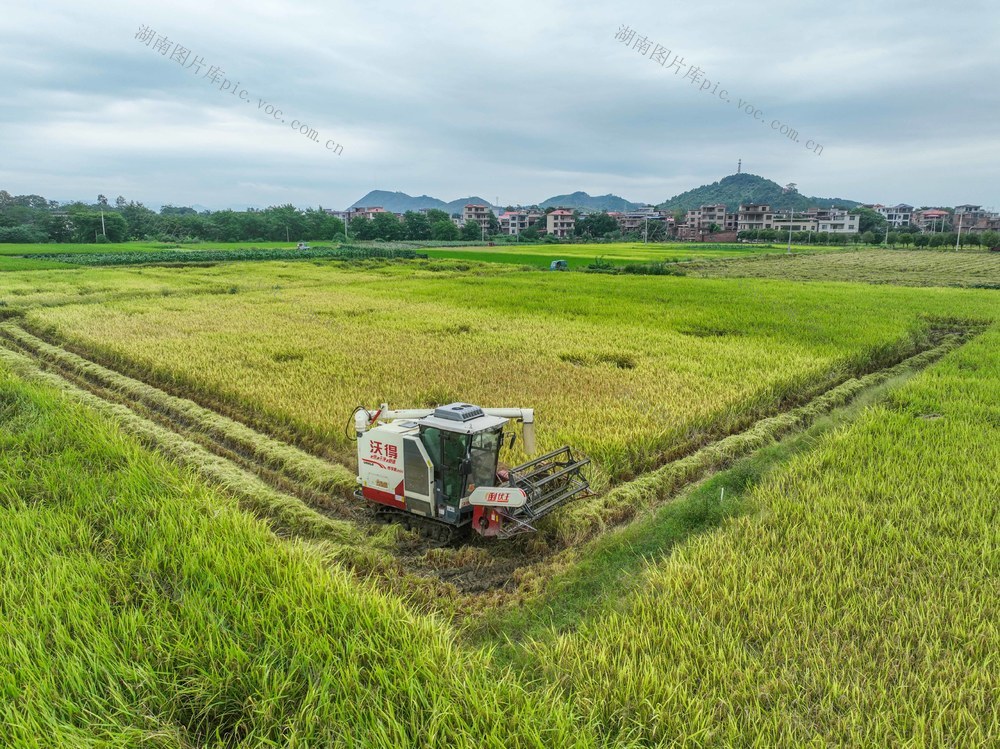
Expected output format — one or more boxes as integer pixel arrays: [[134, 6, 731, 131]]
[[689, 248, 1000, 288]]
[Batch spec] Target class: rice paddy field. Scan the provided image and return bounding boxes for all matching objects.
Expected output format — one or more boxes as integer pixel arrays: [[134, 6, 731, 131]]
[[689, 247, 1000, 287], [0, 239, 831, 271], [0, 248, 997, 745], [420, 240, 825, 268]]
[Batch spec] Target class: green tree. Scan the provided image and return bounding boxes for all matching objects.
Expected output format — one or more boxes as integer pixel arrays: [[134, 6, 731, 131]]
[[371, 212, 404, 240], [461, 220, 483, 241], [402, 211, 432, 240], [850, 207, 888, 235], [120, 201, 160, 240], [425, 209, 450, 225], [486, 210, 500, 235], [69, 209, 128, 242], [577, 212, 618, 238], [159, 205, 198, 216], [264, 205, 307, 242], [349, 215, 375, 240], [430, 220, 459, 241], [300, 208, 345, 241], [0, 224, 47, 242], [44, 212, 72, 242]]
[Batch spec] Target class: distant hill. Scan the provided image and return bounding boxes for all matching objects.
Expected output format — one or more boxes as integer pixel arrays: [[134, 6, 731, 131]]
[[350, 178, 858, 216], [539, 191, 640, 211], [350, 190, 494, 214], [657, 173, 860, 212]]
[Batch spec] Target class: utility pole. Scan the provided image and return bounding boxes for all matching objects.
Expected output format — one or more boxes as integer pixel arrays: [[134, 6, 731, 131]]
[[100, 208, 106, 238], [956, 214, 963, 250], [643, 216, 648, 244], [786, 209, 793, 254], [780, 181, 797, 254], [884, 220, 889, 247]]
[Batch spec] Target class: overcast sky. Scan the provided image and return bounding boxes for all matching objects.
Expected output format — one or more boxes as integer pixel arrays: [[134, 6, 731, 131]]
[[2, 1, 998, 210]]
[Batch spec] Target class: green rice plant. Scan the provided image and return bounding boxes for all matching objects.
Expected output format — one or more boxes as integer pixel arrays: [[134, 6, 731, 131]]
[[32, 245, 423, 266], [524, 326, 1000, 747], [0, 344, 368, 551], [0, 367, 603, 747]]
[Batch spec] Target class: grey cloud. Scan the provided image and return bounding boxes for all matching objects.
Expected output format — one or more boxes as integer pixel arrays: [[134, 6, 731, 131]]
[[1, 0, 998, 210]]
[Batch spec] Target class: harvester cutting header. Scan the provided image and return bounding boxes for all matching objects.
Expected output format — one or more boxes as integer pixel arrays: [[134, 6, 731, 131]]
[[353, 403, 589, 542]]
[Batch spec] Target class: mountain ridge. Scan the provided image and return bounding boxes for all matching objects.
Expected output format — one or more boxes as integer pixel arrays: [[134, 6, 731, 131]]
[[350, 190, 496, 214]]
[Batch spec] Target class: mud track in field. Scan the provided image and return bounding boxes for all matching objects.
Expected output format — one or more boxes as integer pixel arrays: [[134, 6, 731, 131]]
[[0, 320, 983, 602]]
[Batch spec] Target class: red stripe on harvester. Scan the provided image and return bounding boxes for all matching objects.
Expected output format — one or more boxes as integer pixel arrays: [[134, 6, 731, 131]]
[[362, 486, 406, 510]]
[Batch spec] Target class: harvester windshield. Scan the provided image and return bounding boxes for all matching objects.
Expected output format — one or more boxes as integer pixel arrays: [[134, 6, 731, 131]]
[[470, 429, 501, 489], [419, 424, 503, 506]]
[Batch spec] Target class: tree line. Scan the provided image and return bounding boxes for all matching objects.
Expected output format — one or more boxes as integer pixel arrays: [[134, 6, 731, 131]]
[[0, 191, 351, 244], [5, 190, 993, 247]]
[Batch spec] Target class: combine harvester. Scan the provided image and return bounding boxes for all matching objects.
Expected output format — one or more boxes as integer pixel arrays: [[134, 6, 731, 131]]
[[353, 403, 589, 542]]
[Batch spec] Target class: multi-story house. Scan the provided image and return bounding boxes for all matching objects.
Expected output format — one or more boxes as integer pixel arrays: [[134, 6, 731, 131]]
[[462, 204, 490, 233], [617, 211, 658, 234], [676, 204, 733, 240], [805, 207, 859, 233], [876, 204, 913, 227], [499, 210, 530, 235], [953, 204, 989, 229], [545, 209, 575, 238], [348, 206, 388, 221], [770, 212, 818, 233], [912, 209, 951, 232], [737, 204, 774, 231]]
